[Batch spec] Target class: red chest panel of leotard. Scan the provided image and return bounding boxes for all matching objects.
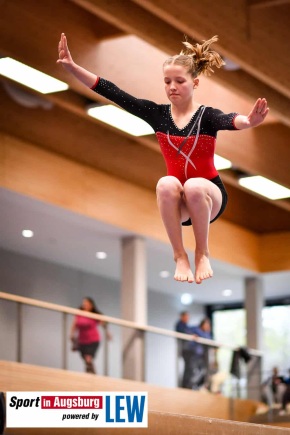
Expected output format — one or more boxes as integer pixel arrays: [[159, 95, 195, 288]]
[[92, 78, 238, 184]]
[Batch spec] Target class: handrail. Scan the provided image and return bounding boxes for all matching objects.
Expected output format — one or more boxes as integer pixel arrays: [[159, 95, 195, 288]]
[[0, 291, 262, 356]]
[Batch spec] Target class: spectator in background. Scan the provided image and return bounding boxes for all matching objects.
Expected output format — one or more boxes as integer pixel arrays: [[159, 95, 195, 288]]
[[176, 312, 213, 390], [262, 366, 285, 406], [190, 317, 213, 390], [70, 297, 112, 374], [279, 369, 290, 415], [175, 311, 194, 389]]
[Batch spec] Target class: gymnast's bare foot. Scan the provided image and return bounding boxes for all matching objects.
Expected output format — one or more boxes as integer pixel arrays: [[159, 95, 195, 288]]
[[174, 254, 194, 283], [194, 252, 213, 284]]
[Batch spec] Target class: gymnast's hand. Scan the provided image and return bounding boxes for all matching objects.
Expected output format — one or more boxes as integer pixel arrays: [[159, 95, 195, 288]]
[[57, 33, 74, 71], [234, 98, 269, 129], [247, 98, 269, 127]]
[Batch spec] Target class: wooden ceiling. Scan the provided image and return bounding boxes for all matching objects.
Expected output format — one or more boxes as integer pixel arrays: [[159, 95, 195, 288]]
[[0, 0, 290, 235]]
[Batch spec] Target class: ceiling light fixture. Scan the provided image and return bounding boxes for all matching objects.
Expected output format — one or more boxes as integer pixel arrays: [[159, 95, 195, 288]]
[[87, 104, 154, 136], [22, 229, 34, 238], [222, 289, 232, 297], [181, 293, 194, 305], [96, 251, 107, 260], [159, 270, 170, 278], [0, 57, 69, 94], [238, 175, 290, 200], [214, 154, 232, 170]]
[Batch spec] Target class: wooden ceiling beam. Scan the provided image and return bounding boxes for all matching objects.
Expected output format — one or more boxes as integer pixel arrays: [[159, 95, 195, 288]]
[[222, 172, 290, 214], [0, 0, 122, 99], [217, 124, 290, 189], [70, 0, 290, 127], [1, 0, 289, 128], [210, 69, 290, 129], [222, 182, 290, 233], [132, 0, 290, 99], [71, 0, 182, 54], [0, 83, 165, 191], [249, 0, 290, 8]]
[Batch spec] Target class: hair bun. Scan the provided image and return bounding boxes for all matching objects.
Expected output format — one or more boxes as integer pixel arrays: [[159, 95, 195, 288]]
[[180, 35, 225, 77]]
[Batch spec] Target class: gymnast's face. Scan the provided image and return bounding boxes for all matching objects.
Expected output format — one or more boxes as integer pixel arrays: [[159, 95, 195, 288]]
[[163, 64, 198, 105]]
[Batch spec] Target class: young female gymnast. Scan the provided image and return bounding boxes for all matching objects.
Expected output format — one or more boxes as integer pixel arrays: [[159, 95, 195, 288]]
[[57, 33, 269, 284]]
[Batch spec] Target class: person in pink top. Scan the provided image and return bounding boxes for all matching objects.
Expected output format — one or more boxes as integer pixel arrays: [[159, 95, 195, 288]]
[[70, 297, 111, 374]]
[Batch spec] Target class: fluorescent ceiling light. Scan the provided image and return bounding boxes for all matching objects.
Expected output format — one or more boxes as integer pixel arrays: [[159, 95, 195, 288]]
[[87, 104, 154, 136], [214, 154, 232, 170], [239, 175, 290, 200], [0, 57, 69, 94]]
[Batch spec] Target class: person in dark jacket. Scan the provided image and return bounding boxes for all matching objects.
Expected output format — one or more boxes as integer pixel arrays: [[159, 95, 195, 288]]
[[176, 313, 212, 389]]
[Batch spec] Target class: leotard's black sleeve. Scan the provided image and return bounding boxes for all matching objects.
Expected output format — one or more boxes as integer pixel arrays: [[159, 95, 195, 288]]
[[91, 79, 239, 136], [202, 107, 239, 135], [91, 78, 164, 131]]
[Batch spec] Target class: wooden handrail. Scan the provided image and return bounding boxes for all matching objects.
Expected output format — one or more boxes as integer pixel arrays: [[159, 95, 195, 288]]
[[0, 291, 262, 356]]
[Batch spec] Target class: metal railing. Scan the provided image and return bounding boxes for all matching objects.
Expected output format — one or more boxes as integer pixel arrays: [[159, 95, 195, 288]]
[[0, 291, 263, 401]]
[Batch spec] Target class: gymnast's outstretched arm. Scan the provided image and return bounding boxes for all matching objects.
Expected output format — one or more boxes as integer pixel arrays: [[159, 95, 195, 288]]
[[57, 33, 97, 88]]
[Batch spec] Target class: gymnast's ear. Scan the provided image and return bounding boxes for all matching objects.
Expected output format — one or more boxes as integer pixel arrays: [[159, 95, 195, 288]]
[[193, 78, 199, 89]]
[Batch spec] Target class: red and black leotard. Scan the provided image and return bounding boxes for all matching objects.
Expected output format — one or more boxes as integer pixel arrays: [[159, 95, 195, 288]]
[[91, 78, 239, 223]]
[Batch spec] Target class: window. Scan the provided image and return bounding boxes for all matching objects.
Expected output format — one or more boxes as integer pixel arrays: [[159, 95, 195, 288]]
[[212, 305, 290, 390]]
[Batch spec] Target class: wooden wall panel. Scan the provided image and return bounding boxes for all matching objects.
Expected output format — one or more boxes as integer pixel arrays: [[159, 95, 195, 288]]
[[210, 220, 260, 271], [260, 232, 290, 272]]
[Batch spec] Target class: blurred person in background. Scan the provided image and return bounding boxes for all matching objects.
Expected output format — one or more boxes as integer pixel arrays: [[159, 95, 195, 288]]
[[262, 366, 285, 407], [70, 297, 112, 374], [279, 369, 290, 415], [176, 313, 213, 389]]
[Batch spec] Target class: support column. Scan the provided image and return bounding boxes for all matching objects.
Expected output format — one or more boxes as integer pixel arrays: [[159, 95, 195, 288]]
[[245, 277, 264, 400], [121, 236, 147, 381]]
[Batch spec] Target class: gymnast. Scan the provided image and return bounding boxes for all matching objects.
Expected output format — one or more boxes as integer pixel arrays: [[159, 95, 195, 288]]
[[57, 33, 269, 284]]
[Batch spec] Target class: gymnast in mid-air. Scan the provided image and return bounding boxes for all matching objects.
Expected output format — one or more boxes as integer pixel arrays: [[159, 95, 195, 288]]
[[57, 33, 269, 284]]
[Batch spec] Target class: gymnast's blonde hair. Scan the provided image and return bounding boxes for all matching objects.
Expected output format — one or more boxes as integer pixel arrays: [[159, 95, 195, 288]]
[[163, 35, 225, 78]]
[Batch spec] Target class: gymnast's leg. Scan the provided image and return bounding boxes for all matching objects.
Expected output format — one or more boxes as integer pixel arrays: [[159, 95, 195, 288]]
[[156, 176, 194, 282], [183, 178, 222, 284]]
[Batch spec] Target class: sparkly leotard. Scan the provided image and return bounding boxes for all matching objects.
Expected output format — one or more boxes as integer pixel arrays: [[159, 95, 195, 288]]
[[91, 78, 239, 223]]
